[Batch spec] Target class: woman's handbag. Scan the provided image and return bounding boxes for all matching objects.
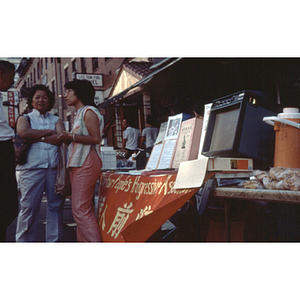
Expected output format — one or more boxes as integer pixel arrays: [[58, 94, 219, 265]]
[[13, 115, 31, 165], [55, 143, 71, 196]]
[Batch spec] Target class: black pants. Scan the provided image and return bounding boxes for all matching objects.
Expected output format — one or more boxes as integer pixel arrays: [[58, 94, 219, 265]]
[[0, 140, 19, 242], [124, 148, 135, 159]]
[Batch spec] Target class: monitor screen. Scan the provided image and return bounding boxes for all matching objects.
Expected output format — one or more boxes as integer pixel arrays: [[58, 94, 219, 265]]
[[209, 108, 240, 152]]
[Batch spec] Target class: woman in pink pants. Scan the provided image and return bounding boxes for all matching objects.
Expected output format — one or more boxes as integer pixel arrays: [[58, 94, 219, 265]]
[[58, 79, 102, 242]]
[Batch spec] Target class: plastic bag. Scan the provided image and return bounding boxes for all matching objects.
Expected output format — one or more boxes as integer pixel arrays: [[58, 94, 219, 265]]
[[243, 167, 300, 190], [54, 143, 71, 196]]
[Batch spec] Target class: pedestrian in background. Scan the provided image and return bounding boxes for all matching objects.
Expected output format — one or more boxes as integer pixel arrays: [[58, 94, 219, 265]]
[[58, 79, 102, 242], [15, 85, 65, 242], [140, 115, 159, 155], [0, 60, 19, 242], [122, 118, 140, 159]]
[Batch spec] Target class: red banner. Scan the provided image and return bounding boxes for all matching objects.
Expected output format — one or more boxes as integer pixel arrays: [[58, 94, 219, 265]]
[[97, 171, 198, 242]]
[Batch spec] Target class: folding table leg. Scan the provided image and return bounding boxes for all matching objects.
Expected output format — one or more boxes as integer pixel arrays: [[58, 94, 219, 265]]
[[224, 199, 231, 242]]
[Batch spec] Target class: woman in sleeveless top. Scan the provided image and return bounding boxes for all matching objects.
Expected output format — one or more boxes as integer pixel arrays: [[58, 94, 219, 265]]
[[58, 79, 102, 242], [15, 85, 65, 242]]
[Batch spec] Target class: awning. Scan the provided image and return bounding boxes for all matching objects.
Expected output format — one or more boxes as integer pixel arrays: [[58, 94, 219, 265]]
[[98, 57, 182, 108]]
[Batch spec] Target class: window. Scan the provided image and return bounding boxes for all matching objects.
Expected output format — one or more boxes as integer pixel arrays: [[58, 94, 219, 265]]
[[72, 59, 77, 72], [105, 58, 112, 62], [34, 68, 36, 84], [45, 58, 48, 69], [65, 67, 69, 83], [41, 59, 44, 74], [92, 58, 98, 71], [37, 61, 40, 78], [51, 58, 54, 64], [81, 58, 86, 73], [51, 80, 56, 95], [72, 59, 77, 79]]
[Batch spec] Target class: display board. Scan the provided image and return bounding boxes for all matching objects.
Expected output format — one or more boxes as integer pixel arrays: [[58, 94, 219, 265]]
[[172, 117, 203, 169], [154, 121, 168, 144], [156, 139, 177, 169]]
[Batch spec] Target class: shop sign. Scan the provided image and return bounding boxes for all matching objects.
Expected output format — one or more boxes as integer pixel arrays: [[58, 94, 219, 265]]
[[7, 91, 15, 128], [76, 73, 103, 87]]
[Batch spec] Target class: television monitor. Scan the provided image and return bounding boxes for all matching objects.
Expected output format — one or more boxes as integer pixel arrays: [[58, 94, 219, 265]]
[[202, 90, 276, 169]]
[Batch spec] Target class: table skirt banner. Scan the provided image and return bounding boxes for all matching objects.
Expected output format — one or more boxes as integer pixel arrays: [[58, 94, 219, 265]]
[[97, 171, 198, 242]]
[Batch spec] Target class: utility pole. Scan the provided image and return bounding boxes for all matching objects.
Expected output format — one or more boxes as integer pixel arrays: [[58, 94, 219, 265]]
[[56, 58, 64, 121]]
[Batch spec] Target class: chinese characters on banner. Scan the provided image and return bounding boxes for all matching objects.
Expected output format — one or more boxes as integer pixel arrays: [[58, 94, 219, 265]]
[[97, 171, 199, 242], [7, 91, 15, 128]]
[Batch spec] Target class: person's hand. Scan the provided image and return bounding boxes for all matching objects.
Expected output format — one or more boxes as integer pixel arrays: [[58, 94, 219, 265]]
[[57, 132, 65, 141], [46, 129, 57, 136], [58, 131, 73, 144]]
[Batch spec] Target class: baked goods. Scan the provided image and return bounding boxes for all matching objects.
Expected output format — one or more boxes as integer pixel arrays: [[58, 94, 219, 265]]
[[242, 179, 264, 189], [240, 167, 300, 190], [269, 167, 288, 181]]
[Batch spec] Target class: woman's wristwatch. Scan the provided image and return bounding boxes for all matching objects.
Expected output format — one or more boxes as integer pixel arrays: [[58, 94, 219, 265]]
[[41, 137, 45, 142]]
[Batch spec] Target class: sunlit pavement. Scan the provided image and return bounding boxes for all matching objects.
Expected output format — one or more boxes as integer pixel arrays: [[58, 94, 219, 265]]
[[6, 196, 77, 242]]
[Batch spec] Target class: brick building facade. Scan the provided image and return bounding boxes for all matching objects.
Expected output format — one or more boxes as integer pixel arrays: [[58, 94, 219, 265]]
[[15, 57, 125, 131]]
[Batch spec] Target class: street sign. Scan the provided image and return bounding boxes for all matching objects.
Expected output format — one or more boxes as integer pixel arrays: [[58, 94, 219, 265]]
[[75, 73, 103, 87]]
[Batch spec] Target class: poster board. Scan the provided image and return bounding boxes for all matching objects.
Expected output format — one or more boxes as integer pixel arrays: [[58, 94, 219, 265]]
[[175, 103, 212, 189], [145, 143, 163, 170], [174, 158, 209, 189], [156, 139, 177, 169], [172, 117, 203, 169], [154, 121, 168, 144], [198, 103, 212, 159]]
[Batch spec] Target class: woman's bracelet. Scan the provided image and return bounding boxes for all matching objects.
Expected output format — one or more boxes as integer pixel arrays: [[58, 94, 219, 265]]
[[73, 134, 76, 142]]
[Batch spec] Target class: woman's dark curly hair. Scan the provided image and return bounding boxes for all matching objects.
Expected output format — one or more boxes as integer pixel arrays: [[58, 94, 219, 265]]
[[64, 79, 96, 106], [27, 85, 55, 111]]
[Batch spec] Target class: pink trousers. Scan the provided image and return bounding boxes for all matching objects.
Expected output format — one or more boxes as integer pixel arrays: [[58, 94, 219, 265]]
[[69, 150, 102, 242]]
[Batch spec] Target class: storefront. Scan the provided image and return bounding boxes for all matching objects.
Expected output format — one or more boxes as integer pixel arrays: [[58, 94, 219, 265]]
[[99, 58, 300, 150], [96, 58, 300, 242]]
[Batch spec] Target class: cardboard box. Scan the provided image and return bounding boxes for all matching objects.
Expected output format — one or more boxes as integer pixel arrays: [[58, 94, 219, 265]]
[[101, 147, 117, 170]]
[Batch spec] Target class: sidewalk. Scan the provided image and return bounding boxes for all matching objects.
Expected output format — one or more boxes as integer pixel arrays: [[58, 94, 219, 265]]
[[6, 196, 77, 242]]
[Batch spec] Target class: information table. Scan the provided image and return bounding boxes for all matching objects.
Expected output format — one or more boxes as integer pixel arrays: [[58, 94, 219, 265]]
[[213, 187, 300, 241], [97, 170, 199, 242]]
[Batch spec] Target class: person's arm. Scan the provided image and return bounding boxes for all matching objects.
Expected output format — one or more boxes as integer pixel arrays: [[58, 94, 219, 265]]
[[122, 137, 127, 150], [58, 110, 101, 145], [17, 116, 54, 143], [140, 136, 145, 149], [121, 128, 127, 150], [40, 119, 65, 146]]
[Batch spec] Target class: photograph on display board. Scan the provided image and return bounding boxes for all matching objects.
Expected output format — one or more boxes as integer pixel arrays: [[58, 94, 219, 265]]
[[166, 117, 181, 139], [164, 113, 191, 141]]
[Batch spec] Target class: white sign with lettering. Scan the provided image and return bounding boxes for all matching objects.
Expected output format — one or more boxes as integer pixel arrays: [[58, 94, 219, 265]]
[[76, 73, 103, 87]]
